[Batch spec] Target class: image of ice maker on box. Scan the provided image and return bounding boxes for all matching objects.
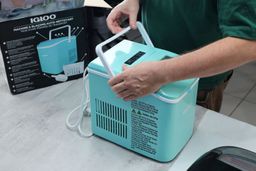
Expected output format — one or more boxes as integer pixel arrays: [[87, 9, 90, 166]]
[[37, 25, 78, 75]]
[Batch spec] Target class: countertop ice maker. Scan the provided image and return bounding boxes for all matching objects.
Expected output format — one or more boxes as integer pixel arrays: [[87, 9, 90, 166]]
[[87, 22, 199, 162]]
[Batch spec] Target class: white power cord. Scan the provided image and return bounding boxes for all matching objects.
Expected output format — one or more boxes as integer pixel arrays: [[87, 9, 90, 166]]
[[65, 68, 93, 138]]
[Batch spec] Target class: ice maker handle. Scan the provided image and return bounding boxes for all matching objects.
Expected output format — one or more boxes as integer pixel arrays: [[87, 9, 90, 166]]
[[95, 22, 154, 77], [49, 25, 72, 42]]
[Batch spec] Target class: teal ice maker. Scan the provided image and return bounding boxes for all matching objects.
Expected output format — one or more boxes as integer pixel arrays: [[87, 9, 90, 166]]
[[87, 22, 199, 162], [37, 25, 78, 74]]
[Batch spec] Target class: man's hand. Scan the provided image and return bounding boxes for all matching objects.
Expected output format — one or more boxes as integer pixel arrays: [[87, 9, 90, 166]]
[[107, 0, 140, 33], [108, 62, 166, 101]]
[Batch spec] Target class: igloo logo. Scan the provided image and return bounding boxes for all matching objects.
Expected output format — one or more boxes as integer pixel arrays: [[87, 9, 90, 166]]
[[30, 14, 56, 23]]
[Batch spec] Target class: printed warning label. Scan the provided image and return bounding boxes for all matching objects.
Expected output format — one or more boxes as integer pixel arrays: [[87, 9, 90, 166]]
[[131, 100, 158, 155]]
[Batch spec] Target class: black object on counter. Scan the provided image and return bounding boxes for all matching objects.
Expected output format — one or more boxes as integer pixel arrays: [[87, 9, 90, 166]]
[[188, 146, 256, 171]]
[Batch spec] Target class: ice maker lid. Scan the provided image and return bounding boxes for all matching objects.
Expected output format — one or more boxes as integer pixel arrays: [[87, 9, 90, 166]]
[[88, 40, 198, 101], [156, 78, 197, 101]]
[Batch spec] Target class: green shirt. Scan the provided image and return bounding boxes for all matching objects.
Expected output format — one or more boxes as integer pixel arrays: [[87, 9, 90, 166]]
[[141, 0, 256, 90]]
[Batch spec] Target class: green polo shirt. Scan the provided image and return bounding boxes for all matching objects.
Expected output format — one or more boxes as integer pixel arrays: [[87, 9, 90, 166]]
[[141, 0, 256, 90]]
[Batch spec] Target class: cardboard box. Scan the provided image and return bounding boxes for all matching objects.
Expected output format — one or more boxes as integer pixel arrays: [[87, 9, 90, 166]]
[[0, 0, 111, 94]]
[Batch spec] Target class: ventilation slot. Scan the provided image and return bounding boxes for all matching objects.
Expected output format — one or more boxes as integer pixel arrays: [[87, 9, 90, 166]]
[[95, 99, 127, 138]]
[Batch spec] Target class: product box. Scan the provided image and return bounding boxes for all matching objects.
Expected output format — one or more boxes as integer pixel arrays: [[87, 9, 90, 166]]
[[0, 0, 111, 94]]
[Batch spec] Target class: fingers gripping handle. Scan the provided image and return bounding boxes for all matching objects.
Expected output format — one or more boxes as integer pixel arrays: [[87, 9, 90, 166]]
[[95, 22, 154, 77]]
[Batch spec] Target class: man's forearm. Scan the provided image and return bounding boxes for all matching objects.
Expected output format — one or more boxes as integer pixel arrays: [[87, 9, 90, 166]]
[[158, 37, 256, 84]]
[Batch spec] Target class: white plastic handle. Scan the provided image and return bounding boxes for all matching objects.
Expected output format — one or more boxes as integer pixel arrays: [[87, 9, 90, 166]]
[[95, 22, 154, 77], [49, 25, 71, 42]]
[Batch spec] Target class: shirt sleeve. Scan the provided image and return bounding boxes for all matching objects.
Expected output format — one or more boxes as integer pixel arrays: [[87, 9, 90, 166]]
[[217, 0, 256, 40]]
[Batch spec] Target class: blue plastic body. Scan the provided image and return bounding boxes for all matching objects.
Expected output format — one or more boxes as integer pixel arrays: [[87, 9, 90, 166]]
[[88, 40, 199, 162], [37, 36, 77, 74]]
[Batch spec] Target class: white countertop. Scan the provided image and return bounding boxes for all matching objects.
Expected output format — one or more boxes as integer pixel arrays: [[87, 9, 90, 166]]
[[0, 76, 173, 171], [1, 65, 256, 171]]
